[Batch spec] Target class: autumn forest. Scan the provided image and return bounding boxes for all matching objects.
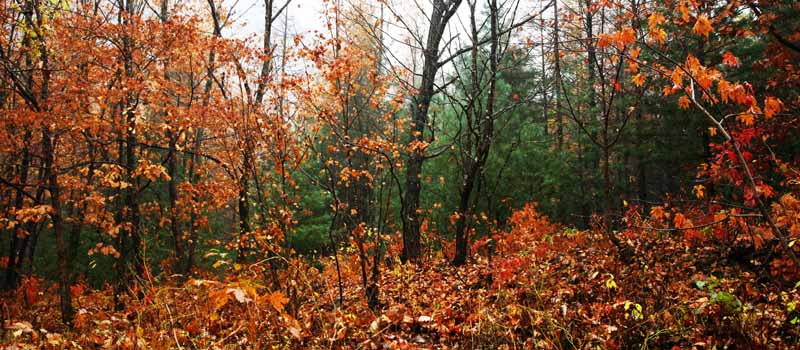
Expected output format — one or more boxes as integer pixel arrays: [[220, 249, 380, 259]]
[[0, 0, 799, 348]]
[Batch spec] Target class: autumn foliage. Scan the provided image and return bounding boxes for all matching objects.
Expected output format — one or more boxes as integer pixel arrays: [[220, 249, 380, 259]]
[[1, 0, 800, 349]]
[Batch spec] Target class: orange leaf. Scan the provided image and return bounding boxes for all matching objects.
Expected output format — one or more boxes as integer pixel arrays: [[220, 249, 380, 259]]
[[678, 96, 691, 109], [692, 15, 713, 38], [629, 47, 641, 59], [674, 213, 687, 228], [266, 291, 289, 313], [597, 33, 613, 49], [631, 73, 646, 87], [618, 28, 636, 47], [650, 206, 665, 221], [649, 28, 666, 44], [764, 96, 783, 120], [738, 106, 760, 126], [677, 1, 690, 22], [738, 113, 755, 126], [721, 51, 739, 67], [647, 12, 665, 29], [671, 69, 683, 87]]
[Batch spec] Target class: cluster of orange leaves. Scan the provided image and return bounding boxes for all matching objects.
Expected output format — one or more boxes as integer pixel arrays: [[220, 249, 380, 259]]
[[3, 202, 799, 349]]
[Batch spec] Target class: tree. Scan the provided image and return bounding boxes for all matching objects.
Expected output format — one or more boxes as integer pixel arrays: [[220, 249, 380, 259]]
[[450, 0, 500, 265], [300, 0, 401, 308], [395, 0, 463, 262]]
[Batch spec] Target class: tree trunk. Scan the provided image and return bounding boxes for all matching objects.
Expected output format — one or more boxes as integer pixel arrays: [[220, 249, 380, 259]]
[[453, 0, 498, 266], [401, 0, 462, 263], [43, 128, 74, 324], [167, 132, 184, 271], [237, 157, 251, 263], [115, 0, 144, 309], [4, 131, 31, 290], [185, 129, 203, 274]]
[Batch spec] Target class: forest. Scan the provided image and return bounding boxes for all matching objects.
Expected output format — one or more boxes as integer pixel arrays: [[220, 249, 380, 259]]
[[0, 0, 798, 348]]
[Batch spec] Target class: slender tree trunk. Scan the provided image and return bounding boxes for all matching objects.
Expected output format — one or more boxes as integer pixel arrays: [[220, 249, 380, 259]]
[[327, 211, 344, 306], [539, 18, 549, 137], [167, 133, 184, 270], [454, 179, 475, 265], [160, 0, 185, 273], [115, 0, 143, 309], [454, 0, 498, 266], [20, 173, 46, 275], [554, 0, 564, 149], [401, 0, 462, 263], [4, 131, 31, 290], [66, 143, 96, 284], [638, 157, 647, 204], [237, 166, 251, 263], [37, 4, 71, 317], [5, 0, 37, 290], [185, 129, 203, 274], [602, 145, 612, 232], [186, 0, 225, 273], [43, 128, 73, 324]]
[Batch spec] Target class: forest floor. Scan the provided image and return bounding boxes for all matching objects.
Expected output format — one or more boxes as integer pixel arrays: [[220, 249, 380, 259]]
[[1, 204, 799, 349]]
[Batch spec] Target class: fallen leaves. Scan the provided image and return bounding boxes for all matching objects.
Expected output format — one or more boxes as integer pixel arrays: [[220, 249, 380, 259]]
[[3, 202, 800, 349], [264, 290, 289, 312]]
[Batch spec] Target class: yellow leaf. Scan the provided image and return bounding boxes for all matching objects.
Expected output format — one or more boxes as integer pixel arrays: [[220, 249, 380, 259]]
[[631, 73, 646, 87], [693, 184, 706, 199], [605, 274, 618, 290], [647, 12, 665, 29]]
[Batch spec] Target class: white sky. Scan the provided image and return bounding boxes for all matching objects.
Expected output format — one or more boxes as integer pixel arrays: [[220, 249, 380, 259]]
[[231, 0, 326, 40], [223, 0, 546, 87]]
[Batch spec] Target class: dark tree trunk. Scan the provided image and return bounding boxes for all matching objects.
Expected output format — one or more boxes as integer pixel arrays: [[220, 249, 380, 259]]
[[43, 128, 74, 324], [237, 168, 251, 263], [115, 0, 144, 310], [184, 129, 203, 274], [401, 0, 462, 263], [453, 0, 498, 266], [4, 131, 31, 290], [167, 132, 184, 271]]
